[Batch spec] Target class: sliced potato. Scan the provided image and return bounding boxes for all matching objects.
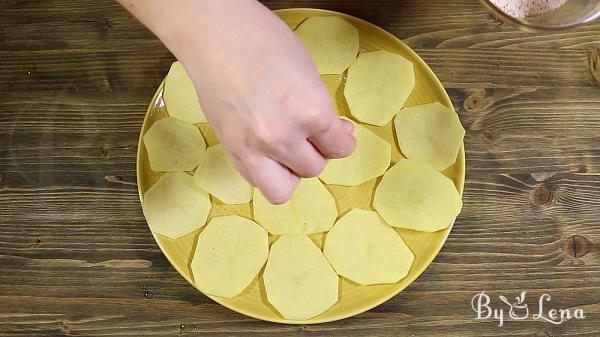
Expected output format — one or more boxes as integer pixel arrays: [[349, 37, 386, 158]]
[[142, 172, 211, 239], [373, 160, 462, 232], [263, 235, 339, 320], [319, 120, 391, 186], [253, 178, 337, 235], [395, 102, 465, 171], [344, 50, 415, 126], [164, 61, 207, 124], [193, 144, 253, 204], [295, 16, 359, 75], [191, 215, 268, 298], [321, 74, 350, 118], [324, 209, 414, 285], [321, 74, 343, 97], [143, 117, 206, 172]]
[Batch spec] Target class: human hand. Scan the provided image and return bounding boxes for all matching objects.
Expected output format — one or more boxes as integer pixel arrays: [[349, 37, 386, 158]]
[[120, 0, 356, 204]]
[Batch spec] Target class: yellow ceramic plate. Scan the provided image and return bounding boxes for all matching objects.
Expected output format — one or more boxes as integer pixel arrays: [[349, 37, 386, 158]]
[[136, 8, 465, 324]]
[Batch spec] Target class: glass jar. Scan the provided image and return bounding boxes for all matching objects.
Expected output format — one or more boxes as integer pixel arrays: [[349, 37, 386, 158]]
[[480, 0, 600, 31]]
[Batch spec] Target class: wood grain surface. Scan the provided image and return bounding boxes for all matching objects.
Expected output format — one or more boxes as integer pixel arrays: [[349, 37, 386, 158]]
[[2, 0, 600, 336]]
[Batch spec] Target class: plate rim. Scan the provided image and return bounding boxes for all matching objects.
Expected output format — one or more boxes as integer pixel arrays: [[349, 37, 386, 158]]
[[136, 8, 466, 324]]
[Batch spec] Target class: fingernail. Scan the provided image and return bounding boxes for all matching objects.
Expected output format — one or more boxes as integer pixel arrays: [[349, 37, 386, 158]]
[[341, 119, 354, 133], [267, 192, 291, 205]]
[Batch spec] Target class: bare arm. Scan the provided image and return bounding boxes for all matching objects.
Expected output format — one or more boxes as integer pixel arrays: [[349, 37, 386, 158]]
[[118, 0, 355, 203]]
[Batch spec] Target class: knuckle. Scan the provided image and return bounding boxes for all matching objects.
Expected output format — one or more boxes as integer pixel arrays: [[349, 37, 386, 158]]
[[311, 117, 334, 134], [301, 112, 332, 134], [298, 94, 333, 130], [255, 124, 287, 151]]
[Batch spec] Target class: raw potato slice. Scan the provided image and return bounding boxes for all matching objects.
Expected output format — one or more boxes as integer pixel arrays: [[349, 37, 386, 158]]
[[142, 172, 211, 239], [395, 102, 465, 171], [143, 117, 206, 172], [373, 160, 462, 232], [191, 215, 268, 298], [164, 61, 207, 124], [344, 50, 415, 126], [253, 178, 337, 235], [194, 144, 253, 204], [321, 74, 349, 117], [295, 16, 359, 74], [319, 120, 391, 186], [263, 235, 339, 320], [324, 209, 414, 285]]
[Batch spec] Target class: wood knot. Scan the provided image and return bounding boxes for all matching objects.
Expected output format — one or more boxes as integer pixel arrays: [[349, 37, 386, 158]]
[[99, 145, 109, 157], [95, 18, 113, 36], [563, 235, 591, 258], [531, 186, 551, 205], [483, 131, 495, 141], [463, 89, 486, 111], [144, 291, 154, 299], [100, 18, 112, 29], [590, 48, 600, 84]]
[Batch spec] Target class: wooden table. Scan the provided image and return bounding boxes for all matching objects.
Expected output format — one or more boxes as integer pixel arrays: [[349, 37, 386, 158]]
[[2, 0, 599, 336]]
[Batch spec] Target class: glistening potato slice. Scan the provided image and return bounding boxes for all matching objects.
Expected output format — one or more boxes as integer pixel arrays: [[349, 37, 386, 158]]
[[194, 144, 253, 204], [321, 74, 349, 117], [142, 172, 211, 239], [253, 178, 337, 235], [324, 209, 414, 285], [295, 16, 359, 75], [344, 50, 415, 126], [395, 102, 465, 171], [319, 121, 391, 186], [373, 160, 462, 232], [191, 215, 268, 298], [164, 61, 207, 124], [263, 235, 339, 320], [143, 117, 206, 172]]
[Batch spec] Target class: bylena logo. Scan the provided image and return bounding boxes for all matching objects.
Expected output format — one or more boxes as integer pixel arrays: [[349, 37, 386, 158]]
[[471, 291, 585, 327]]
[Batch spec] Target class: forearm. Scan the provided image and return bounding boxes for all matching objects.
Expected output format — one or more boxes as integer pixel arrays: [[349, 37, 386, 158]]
[[117, 1, 288, 78], [118, 0, 226, 60], [117, 0, 354, 203]]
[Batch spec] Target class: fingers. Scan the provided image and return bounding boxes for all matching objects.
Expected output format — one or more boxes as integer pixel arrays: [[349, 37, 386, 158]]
[[340, 118, 354, 133], [292, 83, 356, 159], [244, 154, 300, 204], [230, 155, 255, 186], [272, 140, 327, 178], [309, 117, 356, 159]]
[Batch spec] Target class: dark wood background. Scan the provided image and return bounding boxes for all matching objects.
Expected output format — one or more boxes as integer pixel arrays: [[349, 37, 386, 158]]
[[2, 0, 600, 336]]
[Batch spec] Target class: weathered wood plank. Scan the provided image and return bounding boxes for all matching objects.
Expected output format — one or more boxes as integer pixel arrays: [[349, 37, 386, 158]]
[[2, 0, 600, 51], [1, 48, 595, 91], [2, 0, 600, 335]]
